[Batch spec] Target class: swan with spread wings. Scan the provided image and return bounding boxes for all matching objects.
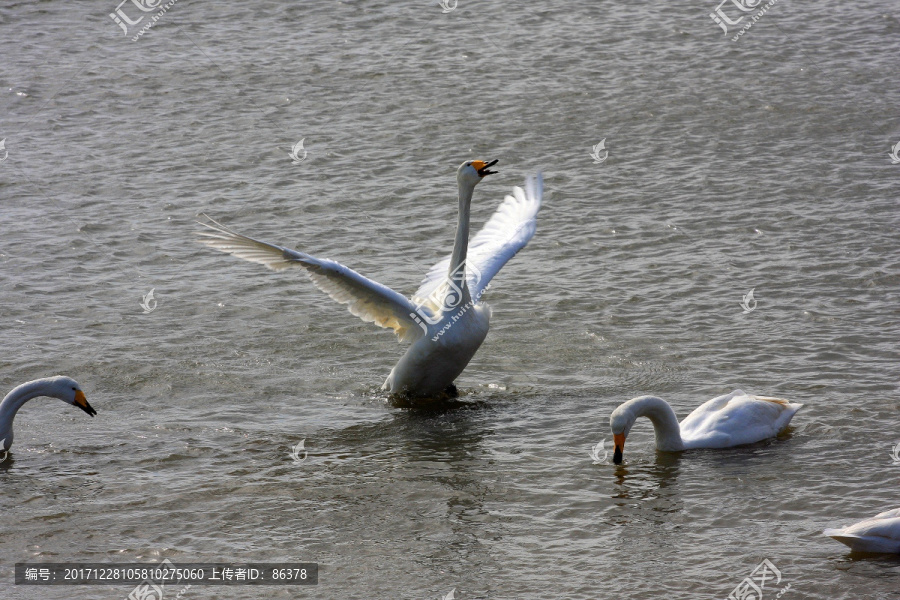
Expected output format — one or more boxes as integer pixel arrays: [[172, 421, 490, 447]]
[[198, 160, 542, 400]]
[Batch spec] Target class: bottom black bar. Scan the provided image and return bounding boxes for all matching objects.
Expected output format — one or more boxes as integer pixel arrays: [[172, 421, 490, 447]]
[[15, 563, 317, 585]]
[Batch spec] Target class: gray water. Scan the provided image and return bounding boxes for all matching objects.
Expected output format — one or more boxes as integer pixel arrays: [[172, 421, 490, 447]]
[[1, 0, 899, 598]]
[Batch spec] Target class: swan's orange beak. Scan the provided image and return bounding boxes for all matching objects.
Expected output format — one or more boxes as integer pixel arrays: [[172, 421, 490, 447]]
[[613, 433, 625, 464], [471, 159, 498, 177], [73, 390, 97, 417]]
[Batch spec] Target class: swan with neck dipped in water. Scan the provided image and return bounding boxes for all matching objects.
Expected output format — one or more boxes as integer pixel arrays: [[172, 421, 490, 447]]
[[609, 389, 802, 464], [1, 376, 96, 453], [198, 160, 543, 401]]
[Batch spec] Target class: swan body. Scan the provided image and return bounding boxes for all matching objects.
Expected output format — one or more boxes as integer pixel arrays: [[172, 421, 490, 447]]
[[0, 376, 96, 452], [198, 161, 543, 401], [609, 390, 802, 464], [824, 508, 900, 553], [383, 299, 491, 397]]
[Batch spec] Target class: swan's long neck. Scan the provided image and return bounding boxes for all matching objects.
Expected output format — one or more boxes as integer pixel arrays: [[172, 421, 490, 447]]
[[624, 396, 684, 451], [447, 180, 475, 305], [0, 379, 53, 448]]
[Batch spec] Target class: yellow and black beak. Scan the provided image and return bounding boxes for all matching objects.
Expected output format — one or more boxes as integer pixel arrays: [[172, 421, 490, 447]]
[[73, 390, 97, 417], [471, 159, 499, 177], [613, 433, 625, 464]]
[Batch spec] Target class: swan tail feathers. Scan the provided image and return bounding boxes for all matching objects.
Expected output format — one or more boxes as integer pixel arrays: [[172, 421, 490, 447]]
[[755, 396, 791, 407], [823, 529, 856, 546]]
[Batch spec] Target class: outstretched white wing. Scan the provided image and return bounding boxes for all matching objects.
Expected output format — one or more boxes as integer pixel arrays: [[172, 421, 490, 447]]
[[413, 173, 542, 307], [197, 216, 425, 342]]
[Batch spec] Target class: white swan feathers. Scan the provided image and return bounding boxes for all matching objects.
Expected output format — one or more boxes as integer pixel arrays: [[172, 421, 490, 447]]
[[824, 508, 900, 554], [609, 390, 802, 464], [198, 160, 542, 400]]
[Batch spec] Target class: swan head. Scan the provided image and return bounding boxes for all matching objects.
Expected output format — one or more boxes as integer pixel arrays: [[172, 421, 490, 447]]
[[609, 404, 636, 465], [457, 159, 498, 188], [44, 376, 96, 417]]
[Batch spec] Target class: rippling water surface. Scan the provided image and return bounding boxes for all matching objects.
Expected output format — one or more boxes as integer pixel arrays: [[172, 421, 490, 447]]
[[2, 1, 899, 598]]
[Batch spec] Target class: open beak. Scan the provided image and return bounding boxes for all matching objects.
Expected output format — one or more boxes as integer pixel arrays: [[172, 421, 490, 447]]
[[613, 433, 625, 464], [472, 159, 499, 177], [73, 390, 97, 417]]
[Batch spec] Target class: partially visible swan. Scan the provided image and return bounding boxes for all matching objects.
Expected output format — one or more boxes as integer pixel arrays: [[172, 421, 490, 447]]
[[198, 160, 543, 402], [824, 508, 900, 554], [1, 376, 96, 452], [609, 390, 802, 464]]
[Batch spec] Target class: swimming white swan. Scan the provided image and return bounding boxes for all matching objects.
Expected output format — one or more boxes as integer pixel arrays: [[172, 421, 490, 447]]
[[609, 390, 802, 464], [198, 160, 543, 400], [0, 376, 95, 452], [824, 508, 900, 553]]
